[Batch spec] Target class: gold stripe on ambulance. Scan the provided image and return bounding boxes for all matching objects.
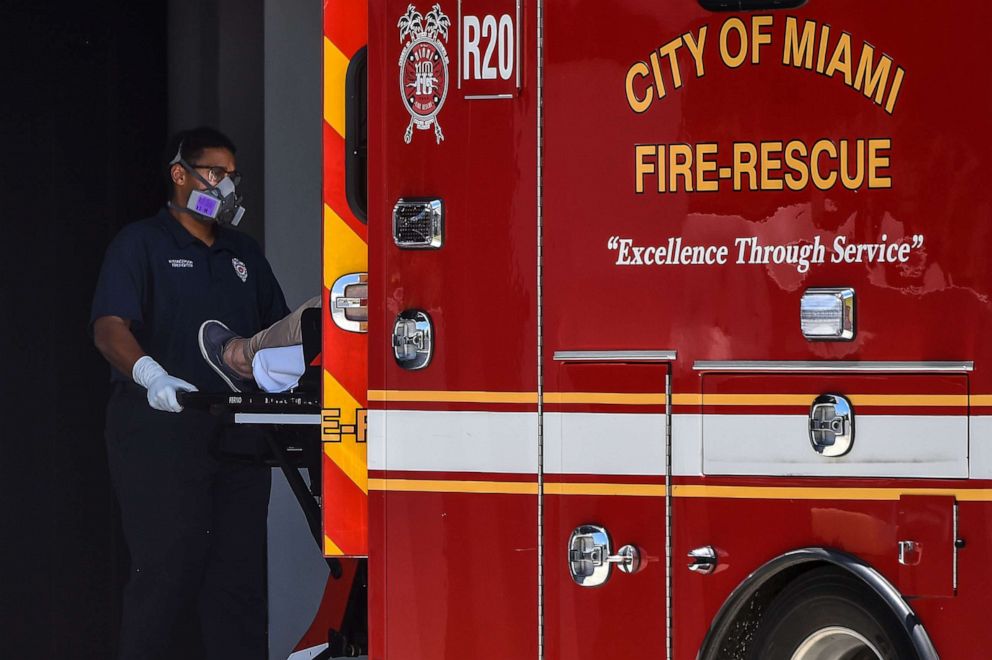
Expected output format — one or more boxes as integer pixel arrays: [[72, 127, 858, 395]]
[[369, 389, 538, 404], [370, 479, 992, 501], [369, 478, 538, 495], [369, 390, 973, 407]]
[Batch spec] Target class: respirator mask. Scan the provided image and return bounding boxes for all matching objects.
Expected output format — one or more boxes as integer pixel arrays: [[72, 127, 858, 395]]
[[169, 144, 246, 227]]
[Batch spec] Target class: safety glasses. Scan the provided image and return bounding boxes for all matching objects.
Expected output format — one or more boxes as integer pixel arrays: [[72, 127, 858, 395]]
[[188, 163, 242, 187]]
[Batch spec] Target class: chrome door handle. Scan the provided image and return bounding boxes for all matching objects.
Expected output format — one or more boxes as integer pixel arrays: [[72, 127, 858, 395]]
[[392, 310, 433, 370], [898, 540, 922, 567], [329, 273, 368, 333], [604, 544, 641, 574], [809, 393, 855, 457], [687, 546, 718, 575], [569, 524, 641, 587], [335, 296, 365, 308]]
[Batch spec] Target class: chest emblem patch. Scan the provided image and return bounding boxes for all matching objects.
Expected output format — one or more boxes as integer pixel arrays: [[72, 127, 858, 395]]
[[232, 258, 248, 283], [397, 3, 451, 144]]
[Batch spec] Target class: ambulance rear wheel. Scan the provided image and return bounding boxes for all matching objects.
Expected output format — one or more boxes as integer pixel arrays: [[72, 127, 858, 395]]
[[746, 567, 916, 660]]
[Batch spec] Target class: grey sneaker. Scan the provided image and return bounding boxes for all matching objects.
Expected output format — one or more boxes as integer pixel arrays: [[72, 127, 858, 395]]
[[198, 320, 253, 392]]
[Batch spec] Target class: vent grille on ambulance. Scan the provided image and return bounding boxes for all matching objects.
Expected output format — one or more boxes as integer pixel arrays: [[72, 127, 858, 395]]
[[392, 198, 444, 249]]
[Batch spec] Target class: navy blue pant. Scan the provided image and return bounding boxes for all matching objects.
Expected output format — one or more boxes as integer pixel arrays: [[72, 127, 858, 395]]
[[105, 384, 270, 660]]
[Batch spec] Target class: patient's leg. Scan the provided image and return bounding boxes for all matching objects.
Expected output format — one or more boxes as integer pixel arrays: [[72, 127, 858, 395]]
[[224, 295, 322, 376]]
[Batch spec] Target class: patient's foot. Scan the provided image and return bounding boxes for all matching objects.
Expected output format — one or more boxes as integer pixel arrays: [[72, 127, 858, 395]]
[[198, 320, 254, 392], [222, 337, 253, 378]]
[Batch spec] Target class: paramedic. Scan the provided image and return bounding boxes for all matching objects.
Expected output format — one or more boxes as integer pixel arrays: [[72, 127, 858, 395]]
[[91, 126, 289, 660]]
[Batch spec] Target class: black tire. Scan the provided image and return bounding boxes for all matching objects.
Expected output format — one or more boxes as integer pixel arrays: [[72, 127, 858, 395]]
[[746, 567, 918, 660]]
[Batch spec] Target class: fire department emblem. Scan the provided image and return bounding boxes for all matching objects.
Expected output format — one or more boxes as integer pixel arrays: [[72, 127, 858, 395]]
[[397, 3, 450, 144], [232, 258, 248, 283]]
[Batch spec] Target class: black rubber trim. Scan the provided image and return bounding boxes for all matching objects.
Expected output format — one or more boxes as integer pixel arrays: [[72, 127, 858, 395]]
[[345, 45, 368, 223], [698, 0, 807, 10], [696, 547, 939, 660]]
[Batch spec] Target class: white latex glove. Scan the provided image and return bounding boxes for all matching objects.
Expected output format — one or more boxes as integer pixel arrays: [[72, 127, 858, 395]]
[[132, 356, 198, 413]]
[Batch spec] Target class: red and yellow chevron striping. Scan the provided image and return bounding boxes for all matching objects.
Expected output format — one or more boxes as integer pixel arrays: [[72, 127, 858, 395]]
[[321, 0, 368, 557]]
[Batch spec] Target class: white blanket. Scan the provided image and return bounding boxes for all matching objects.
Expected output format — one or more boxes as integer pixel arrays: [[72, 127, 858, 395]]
[[252, 345, 306, 393]]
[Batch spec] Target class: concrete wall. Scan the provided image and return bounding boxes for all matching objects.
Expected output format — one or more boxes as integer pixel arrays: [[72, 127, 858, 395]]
[[263, 0, 323, 308], [167, 0, 266, 248], [168, 1, 327, 658], [166, 0, 320, 301], [263, 2, 328, 659]]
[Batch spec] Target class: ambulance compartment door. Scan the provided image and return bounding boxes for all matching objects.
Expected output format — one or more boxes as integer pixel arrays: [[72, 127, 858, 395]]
[[544, 359, 671, 660]]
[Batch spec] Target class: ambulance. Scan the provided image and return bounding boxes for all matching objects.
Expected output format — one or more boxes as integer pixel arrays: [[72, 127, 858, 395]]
[[316, 0, 992, 657]]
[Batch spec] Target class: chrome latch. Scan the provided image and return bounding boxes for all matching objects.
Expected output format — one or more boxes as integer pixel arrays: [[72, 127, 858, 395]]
[[392, 310, 433, 370], [809, 393, 855, 457], [568, 524, 641, 587], [393, 198, 444, 248], [329, 273, 368, 333], [687, 546, 718, 575], [898, 540, 922, 567]]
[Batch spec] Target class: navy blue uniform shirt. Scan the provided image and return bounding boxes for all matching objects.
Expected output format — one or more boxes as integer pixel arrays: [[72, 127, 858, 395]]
[[91, 207, 290, 391]]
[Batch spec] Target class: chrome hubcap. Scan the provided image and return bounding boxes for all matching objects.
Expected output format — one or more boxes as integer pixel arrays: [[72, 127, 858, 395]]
[[791, 626, 883, 660]]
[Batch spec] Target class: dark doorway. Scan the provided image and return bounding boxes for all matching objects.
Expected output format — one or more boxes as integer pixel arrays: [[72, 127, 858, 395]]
[[0, 2, 169, 658]]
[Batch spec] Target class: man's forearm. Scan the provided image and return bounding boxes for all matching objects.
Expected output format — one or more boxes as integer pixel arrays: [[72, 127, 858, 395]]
[[93, 316, 146, 378]]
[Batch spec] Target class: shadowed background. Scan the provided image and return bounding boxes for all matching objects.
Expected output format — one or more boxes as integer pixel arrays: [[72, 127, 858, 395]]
[[0, 1, 324, 657]]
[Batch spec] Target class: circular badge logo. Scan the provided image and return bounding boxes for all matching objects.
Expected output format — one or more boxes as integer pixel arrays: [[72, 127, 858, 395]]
[[401, 38, 448, 121], [397, 4, 451, 144]]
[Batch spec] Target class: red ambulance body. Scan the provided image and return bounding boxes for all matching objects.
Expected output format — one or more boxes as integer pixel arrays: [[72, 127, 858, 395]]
[[321, 1, 992, 657]]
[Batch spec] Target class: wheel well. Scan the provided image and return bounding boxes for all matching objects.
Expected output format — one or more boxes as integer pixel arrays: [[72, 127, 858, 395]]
[[702, 561, 815, 660], [696, 548, 938, 660]]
